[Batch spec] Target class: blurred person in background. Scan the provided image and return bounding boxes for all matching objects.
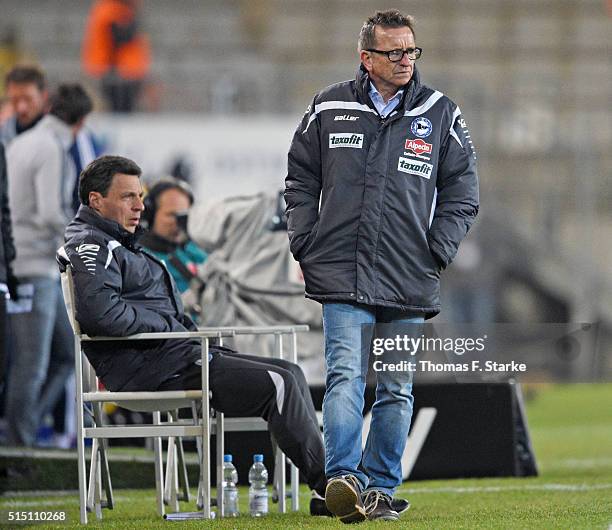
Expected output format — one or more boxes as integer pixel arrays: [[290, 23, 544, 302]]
[[0, 65, 48, 146], [4, 84, 93, 447], [139, 178, 207, 320], [285, 9, 479, 522], [82, 0, 151, 112], [0, 65, 102, 212], [0, 66, 101, 444]]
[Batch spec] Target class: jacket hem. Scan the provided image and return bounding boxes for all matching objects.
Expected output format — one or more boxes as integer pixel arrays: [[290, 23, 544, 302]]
[[305, 291, 440, 319]]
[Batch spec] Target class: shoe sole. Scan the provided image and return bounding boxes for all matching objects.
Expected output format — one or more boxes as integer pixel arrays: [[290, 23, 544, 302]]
[[369, 513, 400, 521], [325, 479, 366, 524]]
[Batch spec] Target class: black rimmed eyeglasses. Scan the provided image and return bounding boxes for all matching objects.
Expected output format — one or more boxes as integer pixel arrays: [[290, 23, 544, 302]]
[[366, 47, 423, 62]]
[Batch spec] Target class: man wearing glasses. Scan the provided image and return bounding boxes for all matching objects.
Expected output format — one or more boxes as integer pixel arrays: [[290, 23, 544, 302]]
[[285, 9, 479, 523]]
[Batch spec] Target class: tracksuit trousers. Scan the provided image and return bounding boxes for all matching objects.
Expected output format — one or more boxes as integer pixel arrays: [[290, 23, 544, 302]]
[[158, 350, 326, 496]]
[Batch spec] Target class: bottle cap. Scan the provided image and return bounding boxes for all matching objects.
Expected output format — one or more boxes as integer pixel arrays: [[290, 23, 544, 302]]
[[254, 454, 263, 463], [223, 454, 233, 462]]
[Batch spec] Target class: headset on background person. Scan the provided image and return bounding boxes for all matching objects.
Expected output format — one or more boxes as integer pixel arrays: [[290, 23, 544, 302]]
[[141, 177, 194, 230]]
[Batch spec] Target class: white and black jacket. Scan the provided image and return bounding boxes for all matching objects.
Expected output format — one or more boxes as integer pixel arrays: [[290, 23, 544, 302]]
[[57, 206, 203, 391], [285, 65, 479, 318]]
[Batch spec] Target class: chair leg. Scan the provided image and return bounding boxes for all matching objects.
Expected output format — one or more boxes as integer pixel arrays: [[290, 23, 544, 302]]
[[77, 427, 88, 524], [87, 440, 103, 519], [193, 402, 205, 511], [92, 403, 113, 510], [171, 410, 190, 502], [87, 439, 98, 512], [94, 452, 103, 520], [278, 453, 287, 513], [164, 435, 179, 512], [200, 338, 211, 519], [153, 411, 165, 516], [216, 412, 224, 518], [290, 459, 299, 511]]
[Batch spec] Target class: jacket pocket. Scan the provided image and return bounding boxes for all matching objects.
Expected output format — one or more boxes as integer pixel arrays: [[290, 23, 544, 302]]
[[297, 220, 320, 262], [425, 233, 443, 274]]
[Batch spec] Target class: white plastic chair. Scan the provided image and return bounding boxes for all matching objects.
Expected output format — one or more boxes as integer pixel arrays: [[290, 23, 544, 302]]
[[60, 264, 306, 523]]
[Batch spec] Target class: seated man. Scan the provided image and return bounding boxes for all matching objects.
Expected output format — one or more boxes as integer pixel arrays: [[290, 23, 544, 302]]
[[57, 155, 329, 515], [138, 178, 206, 319]]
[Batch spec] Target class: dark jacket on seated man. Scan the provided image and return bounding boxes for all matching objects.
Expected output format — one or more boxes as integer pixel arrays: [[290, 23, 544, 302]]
[[58, 205, 219, 391], [57, 156, 328, 504]]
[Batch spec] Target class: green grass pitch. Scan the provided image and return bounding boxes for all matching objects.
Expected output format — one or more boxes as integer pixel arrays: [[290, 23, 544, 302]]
[[1, 384, 611, 529]]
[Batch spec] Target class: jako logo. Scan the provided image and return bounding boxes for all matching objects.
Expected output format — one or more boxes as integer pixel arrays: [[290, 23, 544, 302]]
[[398, 157, 433, 179], [329, 133, 364, 148], [405, 138, 432, 156]]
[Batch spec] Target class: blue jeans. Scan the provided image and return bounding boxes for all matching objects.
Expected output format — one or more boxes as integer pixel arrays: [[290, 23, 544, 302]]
[[322, 302, 424, 496], [5, 277, 74, 446]]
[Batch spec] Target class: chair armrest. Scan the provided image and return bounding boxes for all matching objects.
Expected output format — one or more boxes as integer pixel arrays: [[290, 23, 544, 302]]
[[80, 326, 309, 342], [80, 330, 233, 341], [197, 325, 310, 336]]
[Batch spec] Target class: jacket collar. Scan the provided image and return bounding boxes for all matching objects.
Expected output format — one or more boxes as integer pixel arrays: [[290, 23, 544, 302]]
[[355, 63, 421, 111], [76, 205, 144, 250], [37, 114, 74, 149]]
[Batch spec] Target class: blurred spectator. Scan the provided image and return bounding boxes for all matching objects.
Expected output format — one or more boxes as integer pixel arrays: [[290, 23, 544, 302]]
[[81, 0, 151, 112], [68, 127, 105, 214], [139, 178, 207, 320], [4, 84, 93, 446], [0, 97, 13, 126], [0, 64, 104, 213], [0, 144, 16, 403], [0, 65, 48, 146]]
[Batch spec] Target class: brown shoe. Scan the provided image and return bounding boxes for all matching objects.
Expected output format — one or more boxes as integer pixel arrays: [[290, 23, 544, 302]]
[[325, 475, 366, 524]]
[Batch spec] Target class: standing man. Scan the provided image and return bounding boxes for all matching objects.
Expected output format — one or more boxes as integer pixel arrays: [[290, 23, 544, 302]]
[[5, 84, 93, 446], [0, 65, 48, 146], [285, 10, 479, 523], [0, 65, 103, 211]]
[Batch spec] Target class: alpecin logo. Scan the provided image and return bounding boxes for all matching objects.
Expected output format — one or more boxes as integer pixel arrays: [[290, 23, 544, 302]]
[[397, 157, 433, 179], [329, 133, 364, 149], [405, 138, 432, 156]]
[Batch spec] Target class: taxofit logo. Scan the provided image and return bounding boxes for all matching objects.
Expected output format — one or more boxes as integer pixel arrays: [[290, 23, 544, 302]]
[[398, 157, 433, 179], [329, 133, 364, 148], [405, 138, 432, 156]]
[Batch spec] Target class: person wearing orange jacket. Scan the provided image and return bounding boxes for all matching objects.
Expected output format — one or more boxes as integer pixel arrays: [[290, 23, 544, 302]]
[[82, 0, 150, 112]]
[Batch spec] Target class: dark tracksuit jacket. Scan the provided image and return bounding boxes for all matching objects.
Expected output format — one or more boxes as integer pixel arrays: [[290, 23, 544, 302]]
[[285, 65, 479, 318], [57, 206, 326, 492], [58, 206, 201, 391]]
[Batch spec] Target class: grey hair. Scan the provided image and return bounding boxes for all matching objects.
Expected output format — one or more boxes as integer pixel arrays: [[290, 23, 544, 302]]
[[358, 9, 415, 51]]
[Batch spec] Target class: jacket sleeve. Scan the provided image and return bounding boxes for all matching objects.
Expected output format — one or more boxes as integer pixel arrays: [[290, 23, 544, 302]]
[[65, 233, 174, 337], [0, 145, 16, 267], [428, 107, 480, 269], [284, 97, 322, 261]]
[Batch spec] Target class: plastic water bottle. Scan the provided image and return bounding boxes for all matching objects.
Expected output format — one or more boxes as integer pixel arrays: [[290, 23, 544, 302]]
[[222, 454, 239, 517], [248, 454, 269, 516]]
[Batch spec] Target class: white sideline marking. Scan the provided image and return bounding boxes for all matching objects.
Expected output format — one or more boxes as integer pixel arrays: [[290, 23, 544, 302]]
[[558, 457, 612, 468], [3, 483, 610, 508], [396, 483, 612, 495]]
